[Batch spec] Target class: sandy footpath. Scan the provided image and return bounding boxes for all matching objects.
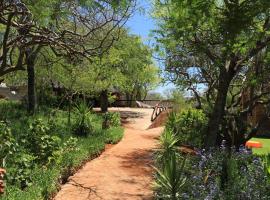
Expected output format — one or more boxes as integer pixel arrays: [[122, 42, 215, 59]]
[[54, 108, 163, 200]]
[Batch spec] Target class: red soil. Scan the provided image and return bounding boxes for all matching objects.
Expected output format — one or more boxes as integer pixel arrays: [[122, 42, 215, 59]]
[[148, 109, 171, 129], [54, 108, 164, 200]]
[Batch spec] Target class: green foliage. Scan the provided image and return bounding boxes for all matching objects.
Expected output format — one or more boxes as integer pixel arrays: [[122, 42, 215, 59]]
[[157, 130, 179, 165], [103, 127, 124, 144], [154, 131, 186, 200], [102, 112, 121, 129], [164, 89, 190, 112], [262, 154, 270, 176], [154, 153, 186, 200], [72, 102, 94, 137], [8, 153, 36, 189], [2, 127, 124, 200], [0, 100, 124, 199], [155, 129, 270, 199], [0, 121, 17, 167], [108, 93, 117, 104], [166, 109, 207, 148], [153, 0, 270, 147], [179, 148, 270, 199], [39, 29, 159, 99], [26, 119, 61, 163], [0, 100, 25, 121]]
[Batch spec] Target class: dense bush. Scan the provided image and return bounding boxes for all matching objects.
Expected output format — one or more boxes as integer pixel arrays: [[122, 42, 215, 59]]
[[0, 120, 36, 189], [7, 153, 36, 189], [26, 119, 61, 163], [166, 109, 207, 148], [0, 100, 124, 200], [102, 112, 121, 129]]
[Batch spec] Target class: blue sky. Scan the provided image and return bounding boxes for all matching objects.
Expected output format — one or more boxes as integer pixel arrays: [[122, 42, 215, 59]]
[[125, 0, 175, 95]]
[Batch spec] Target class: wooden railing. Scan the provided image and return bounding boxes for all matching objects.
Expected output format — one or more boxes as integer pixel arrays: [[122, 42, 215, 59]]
[[114, 99, 174, 108], [150, 100, 174, 122]]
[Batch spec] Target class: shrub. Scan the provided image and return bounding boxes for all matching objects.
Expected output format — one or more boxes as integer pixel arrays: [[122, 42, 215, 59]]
[[72, 102, 93, 136], [102, 112, 121, 129], [0, 121, 17, 167], [7, 153, 36, 189], [48, 137, 79, 166], [0, 122, 36, 189], [0, 104, 124, 199], [166, 109, 207, 148], [261, 154, 270, 179], [26, 119, 61, 164]]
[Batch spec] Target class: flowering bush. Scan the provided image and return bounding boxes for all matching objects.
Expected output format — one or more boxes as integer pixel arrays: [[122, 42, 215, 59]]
[[180, 146, 270, 200], [0, 168, 6, 194], [154, 130, 270, 200]]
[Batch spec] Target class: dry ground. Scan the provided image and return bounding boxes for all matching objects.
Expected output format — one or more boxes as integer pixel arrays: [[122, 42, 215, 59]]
[[54, 108, 164, 200]]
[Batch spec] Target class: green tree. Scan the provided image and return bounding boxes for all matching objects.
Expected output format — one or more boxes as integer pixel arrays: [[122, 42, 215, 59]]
[[68, 30, 160, 112], [0, 0, 135, 114], [5, 27, 160, 113], [154, 0, 270, 147]]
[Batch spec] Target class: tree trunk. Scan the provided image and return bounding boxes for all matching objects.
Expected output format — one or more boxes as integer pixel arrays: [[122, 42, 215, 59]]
[[136, 86, 142, 100], [205, 72, 232, 147], [25, 46, 41, 115], [100, 90, 108, 112], [26, 50, 37, 115], [126, 93, 132, 107], [68, 93, 72, 126]]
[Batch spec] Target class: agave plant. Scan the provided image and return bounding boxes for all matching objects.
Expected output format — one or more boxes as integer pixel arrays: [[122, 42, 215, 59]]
[[72, 102, 93, 137], [157, 130, 180, 165], [154, 152, 186, 200], [154, 130, 187, 199]]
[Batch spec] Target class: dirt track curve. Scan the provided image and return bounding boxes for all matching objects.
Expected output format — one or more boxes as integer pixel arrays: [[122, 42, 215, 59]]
[[54, 108, 164, 200]]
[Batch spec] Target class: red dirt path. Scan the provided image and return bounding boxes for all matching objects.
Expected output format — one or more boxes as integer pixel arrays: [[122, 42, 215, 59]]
[[54, 108, 164, 200]]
